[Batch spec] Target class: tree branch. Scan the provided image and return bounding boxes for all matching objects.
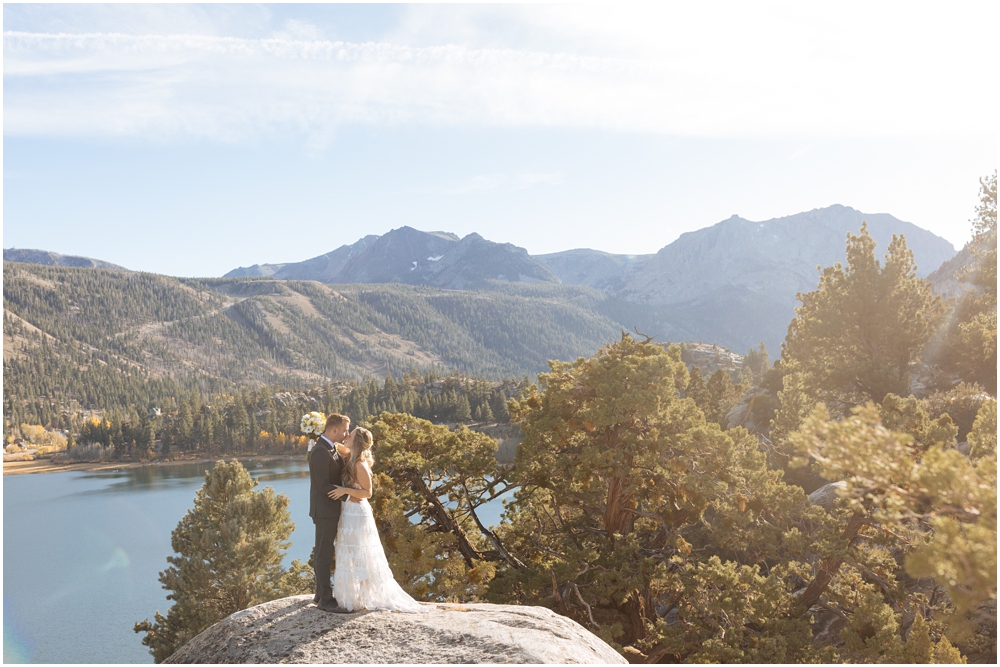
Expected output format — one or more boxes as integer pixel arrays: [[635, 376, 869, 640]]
[[461, 479, 526, 570], [569, 582, 599, 627], [405, 469, 485, 567], [795, 511, 866, 615]]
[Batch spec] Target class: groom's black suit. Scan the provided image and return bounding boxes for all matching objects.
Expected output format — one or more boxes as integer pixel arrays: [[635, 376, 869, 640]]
[[309, 435, 345, 609]]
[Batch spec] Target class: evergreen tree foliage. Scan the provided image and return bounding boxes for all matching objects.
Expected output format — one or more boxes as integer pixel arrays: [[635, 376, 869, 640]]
[[366, 412, 519, 600], [966, 171, 998, 299], [490, 334, 833, 661], [781, 224, 938, 409], [134, 461, 308, 662], [967, 398, 997, 460], [684, 365, 711, 414], [791, 399, 996, 649], [742, 341, 771, 385], [920, 382, 994, 441], [3, 263, 630, 439], [705, 368, 746, 429], [930, 171, 997, 393]]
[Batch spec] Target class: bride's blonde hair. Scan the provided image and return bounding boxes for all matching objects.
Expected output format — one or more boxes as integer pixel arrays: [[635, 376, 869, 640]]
[[342, 427, 374, 489]]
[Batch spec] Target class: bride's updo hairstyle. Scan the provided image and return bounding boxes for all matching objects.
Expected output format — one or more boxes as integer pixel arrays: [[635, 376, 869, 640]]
[[342, 427, 374, 489]]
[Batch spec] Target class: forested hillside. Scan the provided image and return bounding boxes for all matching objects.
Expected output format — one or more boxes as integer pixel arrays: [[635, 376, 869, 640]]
[[3, 264, 663, 435]]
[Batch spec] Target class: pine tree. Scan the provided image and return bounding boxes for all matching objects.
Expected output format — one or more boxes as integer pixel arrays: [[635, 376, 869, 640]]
[[367, 412, 515, 600], [493, 334, 829, 661], [383, 372, 398, 396], [742, 341, 770, 385], [134, 461, 302, 662], [454, 394, 472, 422], [685, 365, 710, 413], [177, 400, 194, 451], [705, 369, 745, 428], [967, 171, 998, 299], [932, 171, 997, 392], [781, 223, 938, 409]]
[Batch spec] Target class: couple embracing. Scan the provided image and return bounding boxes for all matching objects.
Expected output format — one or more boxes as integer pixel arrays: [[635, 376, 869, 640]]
[[308, 413, 426, 614]]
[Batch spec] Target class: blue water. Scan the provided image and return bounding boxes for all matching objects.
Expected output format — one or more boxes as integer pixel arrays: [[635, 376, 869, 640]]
[[2, 459, 511, 664]]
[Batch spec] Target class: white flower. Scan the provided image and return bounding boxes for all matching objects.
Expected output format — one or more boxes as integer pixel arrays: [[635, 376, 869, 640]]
[[300, 411, 326, 437]]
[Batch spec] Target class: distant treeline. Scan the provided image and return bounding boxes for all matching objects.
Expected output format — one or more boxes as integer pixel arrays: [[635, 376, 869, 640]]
[[30, 370, 526, 462]]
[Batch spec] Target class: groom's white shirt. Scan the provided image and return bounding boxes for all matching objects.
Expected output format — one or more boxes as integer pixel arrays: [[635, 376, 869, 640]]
[[318, 434, 335, 450]]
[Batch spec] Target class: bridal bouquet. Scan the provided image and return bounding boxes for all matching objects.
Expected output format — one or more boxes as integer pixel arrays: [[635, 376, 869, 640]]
[[300, 411, 326, 459]]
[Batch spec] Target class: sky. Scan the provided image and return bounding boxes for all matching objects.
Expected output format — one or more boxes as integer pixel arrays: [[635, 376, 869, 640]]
[[3, 2, 997, 277]]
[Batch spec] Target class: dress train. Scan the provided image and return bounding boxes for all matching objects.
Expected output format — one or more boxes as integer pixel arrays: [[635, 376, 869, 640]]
[[333, 499, 428, 613]]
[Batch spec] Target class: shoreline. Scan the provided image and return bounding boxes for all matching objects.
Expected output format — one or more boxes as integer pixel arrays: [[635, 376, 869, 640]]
[[2, 453, 302, 476]]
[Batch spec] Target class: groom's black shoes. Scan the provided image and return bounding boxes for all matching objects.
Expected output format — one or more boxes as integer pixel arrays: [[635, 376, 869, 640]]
[[317, 600, 350, 614]]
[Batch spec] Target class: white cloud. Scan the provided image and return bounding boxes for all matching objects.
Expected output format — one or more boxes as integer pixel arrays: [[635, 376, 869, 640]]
[[3, 2, 997, 143]]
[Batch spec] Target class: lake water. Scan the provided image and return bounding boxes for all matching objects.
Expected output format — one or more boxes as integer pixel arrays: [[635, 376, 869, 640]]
[[2, 459, 511, 664]]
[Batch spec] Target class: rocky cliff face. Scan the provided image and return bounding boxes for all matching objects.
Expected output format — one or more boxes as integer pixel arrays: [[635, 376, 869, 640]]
[[164, 595, 626, 664], [607, 205, 957, 352], [926, 245, 978, 299], [618, 205, 955, 305], [535, 249, 651, 292]]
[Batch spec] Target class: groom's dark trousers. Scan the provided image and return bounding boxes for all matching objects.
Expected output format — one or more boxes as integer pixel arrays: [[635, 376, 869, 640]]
[[309, 436, 345, 608]]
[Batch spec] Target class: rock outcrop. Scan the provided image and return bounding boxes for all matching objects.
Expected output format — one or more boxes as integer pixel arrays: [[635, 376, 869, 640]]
[[165, 595, 626, 664], [926, 244, 978, 299], [808, 481, 847, 512]]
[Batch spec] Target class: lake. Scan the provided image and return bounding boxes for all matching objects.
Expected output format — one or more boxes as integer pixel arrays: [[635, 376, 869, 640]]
[[2, 459, 511, 664]]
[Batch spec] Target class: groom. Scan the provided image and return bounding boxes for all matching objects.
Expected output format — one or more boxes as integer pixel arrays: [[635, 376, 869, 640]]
[[309, 413, 351, 613]]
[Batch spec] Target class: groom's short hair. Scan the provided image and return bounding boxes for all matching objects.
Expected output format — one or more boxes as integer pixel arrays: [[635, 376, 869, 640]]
[[324, 414, 349, 431]]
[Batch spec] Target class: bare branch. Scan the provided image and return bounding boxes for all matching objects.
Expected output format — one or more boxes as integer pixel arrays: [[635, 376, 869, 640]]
[[569, 582, 599, 627], [632, 327, 657, 344], [461, 479, 526, 570]]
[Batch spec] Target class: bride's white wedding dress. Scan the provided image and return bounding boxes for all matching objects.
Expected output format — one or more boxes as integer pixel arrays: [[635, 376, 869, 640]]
[[333, 496, 428, 613]]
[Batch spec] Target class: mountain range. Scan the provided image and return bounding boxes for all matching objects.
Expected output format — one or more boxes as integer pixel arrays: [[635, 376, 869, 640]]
[[5, 204, 974, 425], [221, 205, 958, 352], [6, 205, 963, 359]]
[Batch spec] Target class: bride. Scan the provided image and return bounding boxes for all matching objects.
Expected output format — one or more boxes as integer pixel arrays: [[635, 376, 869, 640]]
[[327, 427, 428, 613]]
